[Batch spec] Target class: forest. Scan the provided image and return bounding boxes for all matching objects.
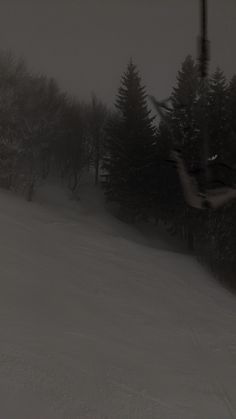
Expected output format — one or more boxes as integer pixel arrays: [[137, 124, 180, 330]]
[[0, 49, 235, 289]]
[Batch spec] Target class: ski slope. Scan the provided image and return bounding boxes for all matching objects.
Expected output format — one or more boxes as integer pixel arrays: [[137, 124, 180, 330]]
[[0, 179, 235, 419]]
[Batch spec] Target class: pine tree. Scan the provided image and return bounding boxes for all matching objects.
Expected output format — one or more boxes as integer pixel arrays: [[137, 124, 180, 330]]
[[227, 75, 236, 131], [208, 67, 228, 158], [162, 55, 201, 247], [103, 60, 156, 220], [226, 75, 236, 165], [87, 94, 108, 185], [170, 55, 200, 168]]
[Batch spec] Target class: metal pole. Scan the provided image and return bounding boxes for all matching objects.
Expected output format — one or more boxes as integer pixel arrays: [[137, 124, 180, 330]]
[[200, 0, 208, 79], [199, 0, 210, 198]]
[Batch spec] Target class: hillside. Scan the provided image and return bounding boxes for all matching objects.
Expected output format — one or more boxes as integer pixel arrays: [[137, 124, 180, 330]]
[[0, 179, 235, 419]]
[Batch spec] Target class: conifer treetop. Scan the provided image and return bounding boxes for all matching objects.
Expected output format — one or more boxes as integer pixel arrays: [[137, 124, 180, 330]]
[[115, 59, 155, 131]]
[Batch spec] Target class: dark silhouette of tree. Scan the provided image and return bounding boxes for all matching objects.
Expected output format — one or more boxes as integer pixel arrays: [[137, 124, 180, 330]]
[[208, 68, 228, 159], [87, 94, 108, 185], [171, 55, 200, 168], [103, 60, 156, 221]]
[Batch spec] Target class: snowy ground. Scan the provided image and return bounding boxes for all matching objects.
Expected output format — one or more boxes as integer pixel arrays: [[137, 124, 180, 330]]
[[0, 178, 235, 419]]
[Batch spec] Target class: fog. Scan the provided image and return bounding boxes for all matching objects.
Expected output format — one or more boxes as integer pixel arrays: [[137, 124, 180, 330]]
[[0, 0, 235, 103]]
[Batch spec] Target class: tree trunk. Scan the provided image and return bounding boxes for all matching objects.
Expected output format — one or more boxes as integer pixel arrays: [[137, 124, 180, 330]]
[[187, 231, 194, 252], [69, 170, 78, 192], [94, 136, 100, 185], [27, 180, 34, 202], [95, 159, 99, 185]]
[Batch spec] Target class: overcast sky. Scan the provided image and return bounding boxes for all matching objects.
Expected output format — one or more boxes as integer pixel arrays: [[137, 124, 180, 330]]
[[0, 0, 235, 105]]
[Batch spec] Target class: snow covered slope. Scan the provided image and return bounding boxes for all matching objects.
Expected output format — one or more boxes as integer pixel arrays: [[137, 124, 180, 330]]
[[0, 180, 235, 419]]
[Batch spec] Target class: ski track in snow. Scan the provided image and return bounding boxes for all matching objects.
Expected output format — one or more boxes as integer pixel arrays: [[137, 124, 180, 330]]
[[0, 180, 235, 418]]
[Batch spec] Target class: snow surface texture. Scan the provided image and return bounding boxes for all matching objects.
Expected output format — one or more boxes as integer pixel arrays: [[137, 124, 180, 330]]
[[0, 177, 235, 419]]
